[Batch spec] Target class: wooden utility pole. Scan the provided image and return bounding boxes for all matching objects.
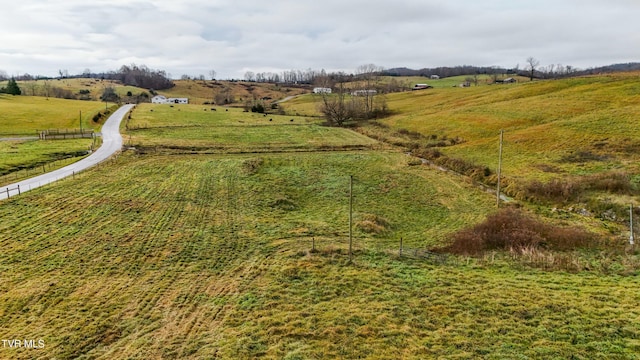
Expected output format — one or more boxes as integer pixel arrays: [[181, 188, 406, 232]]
[[79, 110, 82, 133], [630, 205, 635, 246], [496, 129, 504, 208], [349, 175, 353, 262]]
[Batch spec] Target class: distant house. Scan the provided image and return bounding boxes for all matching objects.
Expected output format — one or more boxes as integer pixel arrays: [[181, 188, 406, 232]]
[[351, 89, 377, 96], [313, 87, 332, 94], [412, 84, 433, 90], [151, 95, 167, 104], [430, 75, 440, 80], [495, 78, 517, 84], [151, 95, 189, 104]]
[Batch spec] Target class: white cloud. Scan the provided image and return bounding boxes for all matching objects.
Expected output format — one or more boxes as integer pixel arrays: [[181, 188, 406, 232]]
[[0, 0, 638, 79]]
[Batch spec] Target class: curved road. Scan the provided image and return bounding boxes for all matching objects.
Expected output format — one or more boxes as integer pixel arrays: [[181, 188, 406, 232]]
[[0, 104, 135, 200]]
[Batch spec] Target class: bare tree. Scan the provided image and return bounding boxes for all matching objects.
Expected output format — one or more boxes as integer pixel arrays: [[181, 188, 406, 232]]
[[244, 71, 255, 82], [25, 81, 38, 96], [41, 81, 51, 98], [526, 57, 540, 81], [318, 73, 353, 126], [355, 64, 383, 118], [209, 69, 217, 80]]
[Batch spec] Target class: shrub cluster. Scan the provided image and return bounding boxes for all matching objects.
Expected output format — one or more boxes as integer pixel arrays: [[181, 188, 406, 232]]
[[412, 147, 491, 182], [356, 214, 391, 234], [520, 171, 634, 204], [438, 208, 596, 256]]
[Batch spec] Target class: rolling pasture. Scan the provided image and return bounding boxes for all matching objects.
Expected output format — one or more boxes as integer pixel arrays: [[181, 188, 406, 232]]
[[283, 72, 640, 223], [0, 95, 106, 136], [1, 78, 148, 101], [2, 152, 639, 359], [2, 75, 640, 358], [379, 73, 640, 180], [159, 79, 309, 105], [125, 104, 377, 152]]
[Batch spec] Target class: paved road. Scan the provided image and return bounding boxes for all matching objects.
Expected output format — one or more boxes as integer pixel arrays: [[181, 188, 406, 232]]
[[0, 104, 135, 200]]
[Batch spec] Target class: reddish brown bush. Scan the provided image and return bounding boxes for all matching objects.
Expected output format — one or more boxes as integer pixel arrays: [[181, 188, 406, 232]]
[[439, 208, 596, 255], [522, 179, 583, 203]]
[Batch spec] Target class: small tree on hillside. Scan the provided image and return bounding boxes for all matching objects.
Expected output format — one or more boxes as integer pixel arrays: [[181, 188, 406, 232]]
[[100, 86, 119, 103], [526, 57, 540, 81], [4, 78, 21, 95]]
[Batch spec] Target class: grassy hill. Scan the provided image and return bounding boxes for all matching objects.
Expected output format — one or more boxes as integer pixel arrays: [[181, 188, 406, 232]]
[[0, 95, 116, 184], [287, 72, 640, 224], [2, 73, 640, 358], [158, 79, 310, 105], [1, 78, 149, 101]]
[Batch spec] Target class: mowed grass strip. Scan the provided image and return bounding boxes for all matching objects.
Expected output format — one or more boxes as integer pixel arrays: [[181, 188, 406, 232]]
[[125, 104, 378, 151], [0, 153, 638, 359]]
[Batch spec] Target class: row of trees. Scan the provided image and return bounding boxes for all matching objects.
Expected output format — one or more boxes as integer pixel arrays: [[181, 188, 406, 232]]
[[243, 69, 330, 84], [96, 65, 174, 90], [0, 64, 174, 90], [385, 59, 640, 81]]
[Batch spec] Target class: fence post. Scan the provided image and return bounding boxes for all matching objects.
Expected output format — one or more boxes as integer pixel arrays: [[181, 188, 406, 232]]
[[6, 187, 9, 198], [399, 237, 403, 257], [312, 237, 316, 252], [17, 185, 20, 195]]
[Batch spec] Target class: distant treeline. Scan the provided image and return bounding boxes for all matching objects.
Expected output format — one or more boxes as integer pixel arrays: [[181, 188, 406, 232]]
[[0, 64, 174, 90], [383, 62, 640, 79], [102, 65, 174, 90]]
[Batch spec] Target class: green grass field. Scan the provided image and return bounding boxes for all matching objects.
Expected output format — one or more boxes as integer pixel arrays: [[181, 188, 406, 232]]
[[125, 104, 378, 152], [0, 139, 92, 181], [0, 96, 107, 183], [381, 74, 640, 177], [2, 153, 638, 359], [2, 73, 640, 359], [0, 95, 107, 136], [286, 72, 640, 221]]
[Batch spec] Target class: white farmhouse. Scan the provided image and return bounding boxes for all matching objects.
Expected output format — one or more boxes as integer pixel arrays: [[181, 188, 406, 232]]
[[151, 95, 167, 104], [151, 95, 189, 104]]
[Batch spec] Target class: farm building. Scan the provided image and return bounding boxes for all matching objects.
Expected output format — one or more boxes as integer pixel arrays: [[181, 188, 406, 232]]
[[412, 84, 433, 90], [351, 89, 377, 96], [151, 95, 189, 104], [495, 78, 517, 84], [430, 75, 440, 80], [313, 87, 332, 94]]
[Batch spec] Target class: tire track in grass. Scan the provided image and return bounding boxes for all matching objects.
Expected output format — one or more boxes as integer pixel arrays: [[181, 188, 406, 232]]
[[158, 160, 234, 357]]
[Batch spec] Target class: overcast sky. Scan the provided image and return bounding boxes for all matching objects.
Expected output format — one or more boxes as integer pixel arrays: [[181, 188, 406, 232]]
[[1, 0, 639, 79]]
